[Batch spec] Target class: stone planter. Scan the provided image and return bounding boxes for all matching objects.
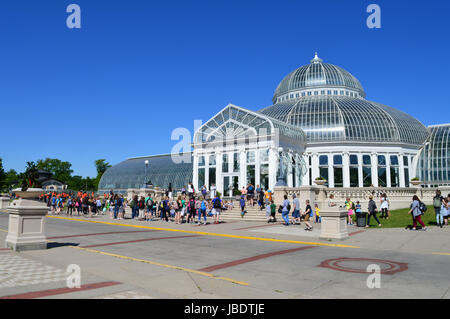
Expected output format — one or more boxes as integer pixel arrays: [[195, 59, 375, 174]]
[[410, 180, 421, 186], [319, 207, 349, 240], [314, 179, 327, 186], [6, 188, 48, 252], [0, 196, 10, 210]]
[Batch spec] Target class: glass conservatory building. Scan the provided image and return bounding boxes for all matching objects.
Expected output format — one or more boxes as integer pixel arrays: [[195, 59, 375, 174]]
[[99, 53, 449, 194]]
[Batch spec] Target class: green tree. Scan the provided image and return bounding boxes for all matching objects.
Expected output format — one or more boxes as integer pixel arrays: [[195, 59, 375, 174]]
[[94, 159, 111, 188], [4, 169, 19, 191], [0, 158, 6, 192], [36, 158, 73, 184]]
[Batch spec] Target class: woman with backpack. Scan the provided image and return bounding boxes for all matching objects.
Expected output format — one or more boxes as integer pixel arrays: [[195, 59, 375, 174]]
[[198, 197, 207, 225], [366, 196, 382, 228], [281, 194, 290, 226], [408, 195, 427, 231]]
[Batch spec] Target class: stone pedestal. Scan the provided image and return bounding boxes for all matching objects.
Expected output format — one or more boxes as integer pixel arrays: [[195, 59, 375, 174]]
[[6, 198, 48, 252], [0, 197, 10, 210], [319, 206, 349, 240]]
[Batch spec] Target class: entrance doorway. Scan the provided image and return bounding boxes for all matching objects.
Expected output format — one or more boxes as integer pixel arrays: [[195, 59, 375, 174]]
[[223, 175, 239, 197]]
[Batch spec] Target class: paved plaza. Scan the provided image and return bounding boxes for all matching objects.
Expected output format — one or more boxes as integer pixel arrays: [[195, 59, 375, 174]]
[[0, 210, 449, 299]]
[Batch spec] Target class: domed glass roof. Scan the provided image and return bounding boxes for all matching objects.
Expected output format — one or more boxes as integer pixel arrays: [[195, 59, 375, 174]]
[[273, 53, 365, 103], [258, 96, 429, 146]]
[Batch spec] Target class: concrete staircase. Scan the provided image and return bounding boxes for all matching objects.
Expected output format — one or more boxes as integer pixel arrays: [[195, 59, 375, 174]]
[[219, 203, 270, 222]]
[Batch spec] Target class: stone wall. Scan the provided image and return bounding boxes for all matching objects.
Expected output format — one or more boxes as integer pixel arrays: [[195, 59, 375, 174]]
[[273, 186, 450, 212]]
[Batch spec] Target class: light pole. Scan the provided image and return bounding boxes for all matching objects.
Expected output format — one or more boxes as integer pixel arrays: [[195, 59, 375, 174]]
[[144, 160, 149, 188]]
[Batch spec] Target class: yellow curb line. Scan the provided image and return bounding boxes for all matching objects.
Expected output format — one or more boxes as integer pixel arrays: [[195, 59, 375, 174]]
[[70, 246, 249, 286], [432, 252, 450, 256], [47, 215, 360, 249]]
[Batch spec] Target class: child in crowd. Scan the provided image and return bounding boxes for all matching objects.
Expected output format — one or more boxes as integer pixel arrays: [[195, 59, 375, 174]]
[[270, 200, 277, 223], [240, 196, 246, 218], [314, 203, 321, 223]]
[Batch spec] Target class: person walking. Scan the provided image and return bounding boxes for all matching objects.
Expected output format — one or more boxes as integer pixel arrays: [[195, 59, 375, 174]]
[[212, 194, 222, 224], [441, 197, 449, 227], [198, 197, 207, 225], [247, 183, 255, 206], [240, 195, 246, 218], [302, 200, 313, 231], [366, 196, 382, 228], [281, 195, 290, 226], [408, 195, 427, 231], [292, 194, 301, 225], [433, 190, 444, 227], [380, 193, 390, 219]]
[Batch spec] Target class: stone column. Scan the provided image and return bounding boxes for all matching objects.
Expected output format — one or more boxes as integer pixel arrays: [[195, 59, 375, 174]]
[[386, 154, 391, 187], [268, 148, 277, 190], [399, 153, 405, 188], [328, 154, 334, 188], [311, 153, 319, 181], [239, 149, 247, 189], [358, 154, 363, 187], [216, 151, 223, 195], [371, 152, 378, 187], [319, 206, 349, 240], [193, 153, 199, 192], [343, 152, 350, 188]]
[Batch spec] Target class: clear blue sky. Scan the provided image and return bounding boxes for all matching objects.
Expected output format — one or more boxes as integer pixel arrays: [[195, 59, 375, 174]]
[[1, 0, 449, 177]]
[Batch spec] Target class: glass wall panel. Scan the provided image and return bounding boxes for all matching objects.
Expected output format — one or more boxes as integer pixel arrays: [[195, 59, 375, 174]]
[[222, 154, 229, 173], [319, 155, 328, 166], [233, 153, 240, 172], [350, 155, 358, 165], [378, 155, 386, 166], [209, 168, 216, 188], [390, 155, 399, 166], [198, 168, 205, 190], [334, 167, 343, 187], [247, 165, 255, 186], [333, 155, 343, 165], [319, 167, 329, 186], [223, 176, 230, 197], [363, 167, 372, 187], [390, 167, 399, 188], [363, 155, 371, 165], [199, 156, 205, 167], [404, 168, 410, 186], [209, 155, 216, 166], [260, 164, 269, 190], [350, 167, 359, 187], [378, 168, 387, 187], [247, 151, 255, 164], [259, 149, 269, 163]]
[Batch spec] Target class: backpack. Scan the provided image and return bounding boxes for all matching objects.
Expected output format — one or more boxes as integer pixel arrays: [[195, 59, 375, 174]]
[[351, 202, 356, 211], [433, 197, 442, 208], [147, 199, 153, 207], [419, 201, 427, 213], [130, 200, 135, 208], [213, 199, 221, 209], [189, 200, 196, 213], [139, 201, 145, 209]]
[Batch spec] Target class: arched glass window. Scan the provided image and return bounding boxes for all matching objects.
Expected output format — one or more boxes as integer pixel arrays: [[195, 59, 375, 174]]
[[350, 155, 359, 187], [362, 155, 372, 187], [378, 155, 387, 187]]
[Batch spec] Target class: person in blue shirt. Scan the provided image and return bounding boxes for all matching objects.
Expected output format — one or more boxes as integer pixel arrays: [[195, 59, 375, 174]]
[[240, 196, 246, 218], [281, 195, 290, 226]]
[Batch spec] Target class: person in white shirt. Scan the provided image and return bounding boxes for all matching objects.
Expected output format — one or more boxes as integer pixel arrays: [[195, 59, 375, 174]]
[[380, 193, 389, 219]]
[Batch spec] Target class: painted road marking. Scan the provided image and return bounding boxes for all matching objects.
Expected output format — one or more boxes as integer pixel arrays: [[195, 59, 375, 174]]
[[432, 252, 450, 256], [47, 215, 360, 249], [199, 246, 316, 272], [71, 246, 249, 286], [81, 234, 200, 248], [0, 281, 121, 299], [48, 230, 159, 240]]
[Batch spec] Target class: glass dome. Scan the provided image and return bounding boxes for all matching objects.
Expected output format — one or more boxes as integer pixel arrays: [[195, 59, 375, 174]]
[[259, 96, 429, 146], [98, 154, 193, 193], [417, 124, 450, 185], [273, 53, 365, 103]]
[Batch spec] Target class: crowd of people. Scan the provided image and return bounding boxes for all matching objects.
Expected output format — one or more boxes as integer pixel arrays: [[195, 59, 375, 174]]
[[37, 185, 450, 231]]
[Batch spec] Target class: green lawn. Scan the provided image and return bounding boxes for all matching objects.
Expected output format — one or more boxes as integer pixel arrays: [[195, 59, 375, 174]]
[[361, 206, 439, 229]]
